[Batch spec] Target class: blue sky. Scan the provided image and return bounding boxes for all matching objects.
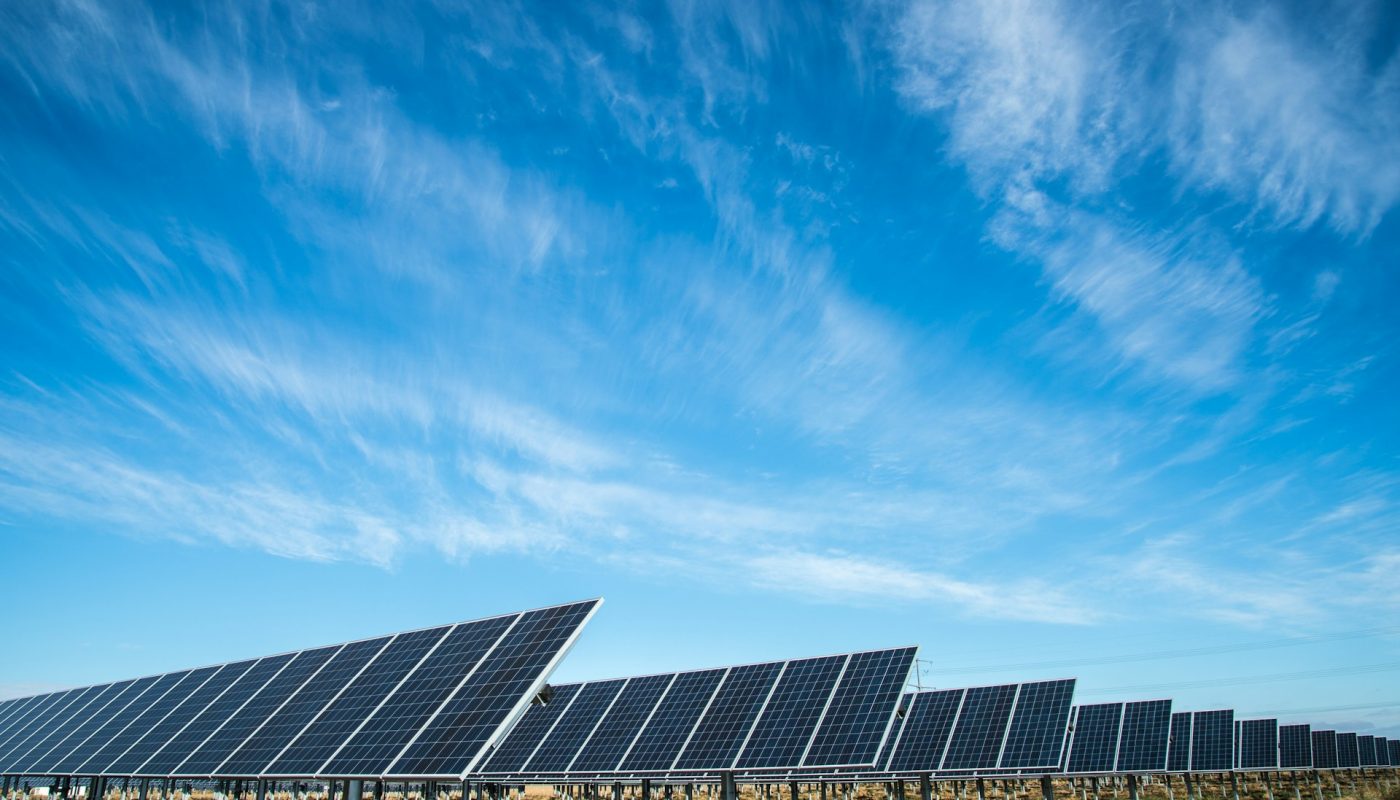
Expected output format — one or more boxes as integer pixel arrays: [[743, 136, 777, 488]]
[[1, 0, 1398, 738]]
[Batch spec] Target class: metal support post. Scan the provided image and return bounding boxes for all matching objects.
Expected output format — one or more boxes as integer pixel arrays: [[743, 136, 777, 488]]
[[1041, 777, 1053, 800], [977, 780, 986, 800], [1127, 777, 1137, 800], [721, 775, 736, 800]]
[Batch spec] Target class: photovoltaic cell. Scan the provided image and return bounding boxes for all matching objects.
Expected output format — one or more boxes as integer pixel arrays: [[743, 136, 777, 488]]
[[175, 647, 340, 775], [941, 684, 1018, 772], [619, 670, 725, 772], [1311, 731, 1337, 770], [219, 638, 390, 775], [1335, 733, 1359, 769], [1237, 719, 1278, 770], [1066, 704, 1122, 774], [1116, 700, 1172, 773], [674, 662, 783, 771], [266, 626, 451, 776], [1190, 711, 1234, 772], [1278, 724, 1311, 770], [79, 667, 222, 774], [736, 655, 846, 769], [385, 601, 597, 777], [110, 660, 260, 776], [142, 656, 292, 776], [1167, 712, 1192, 772], [802, 648, 915, 768], [999, 679, 1075, 770], [571, 674, 674, 772], [318, 615, 516, 777], [523, 680, 626, 773], [885, 690, 962, 773], [479, 684, 583, 773]]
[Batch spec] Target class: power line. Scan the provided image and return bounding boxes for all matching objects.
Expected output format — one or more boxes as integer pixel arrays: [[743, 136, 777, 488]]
[[1237, 700, 1400, 717], [931, 625, 1400, 675]]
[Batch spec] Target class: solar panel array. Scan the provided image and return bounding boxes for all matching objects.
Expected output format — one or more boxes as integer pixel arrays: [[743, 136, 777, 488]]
[[479, 648, 917, 776], [0, 601, 599, 780], [1064, 700, 1172, 774], [877, 679, 1075, 776], [1237, 719, 1278, 771]]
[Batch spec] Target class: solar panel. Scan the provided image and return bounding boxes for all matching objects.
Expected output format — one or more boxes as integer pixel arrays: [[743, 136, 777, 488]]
[[884, 690, 962, 773], [1116, 700, 1171, 772], [383, 601, 599, 777], [940, 684, 1018, 771], [522, 680, 626, 773], [1237, 719, 1278, 770], [265, 626, 451, 776], [1334, 732, 1359, 769], [1190, 710, 1234, 772], [800, 648, 916, 768], [176, 646, 341, 775], [1278, 724, 1311, 770], [0, 686, 106, 771], [1374, 737, 1390, 766], [1357, 735, 1379, 767], [48, 672, 193, 774], [0, 692, 72, 761], [617, 670, 726, 772], [78, 666, 223, 775], [108, 660, 261, 776], [999, 679, 1076, 770], [1311, 730, 1337, 769], [1066, 704, 1121, 774], [143, 656, 293, 775], [736, 655, 846, 769], [673, 662, 784, 770], [1388, 740, 1399, 767], [316, 614, 517, 777], [478, 684, 582, 773], [571, 674, 675, 772], [9, 682, 138, 774]]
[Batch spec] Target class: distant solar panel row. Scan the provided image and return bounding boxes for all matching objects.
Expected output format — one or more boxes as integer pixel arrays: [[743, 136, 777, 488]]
[[478, 648, 917, 775], [875, 679, 1076, 776], [0, 601, 599, 780], [1064, 700, 1171, 774]]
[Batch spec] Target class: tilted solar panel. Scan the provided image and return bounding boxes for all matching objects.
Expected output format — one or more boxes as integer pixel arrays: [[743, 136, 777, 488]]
[[1335, 732, 1359, 769], [478, 684, 582, 773], [1237, 719, 1278, 770], [735, 655, 846, 769], [1311, 731, 1337, 769], [316, 614, 517, 777], [1190, 710, 1234, 772], [999, 679, 1076, 770], [521, 680, 626, 773], [1066, 704, 1121, 774], [265, 626, 451, 776], [383, 601, 599, 778], [1278, 724, 1311, 770], [1357, 735, 1379, 767], [801, 648, 916, 768], [108, 660, 260, 776], [674, 662, 784, 770], [940, 684, 1018, 771], [0, 599, 598, 782], [1374, 737, 1390, 766], [884, 690, 962, 773], [570, 673, 674, 772], [1116, 700, 1172, 773], [617, 669, 725, 772], [1388, 739, 1399, 767]]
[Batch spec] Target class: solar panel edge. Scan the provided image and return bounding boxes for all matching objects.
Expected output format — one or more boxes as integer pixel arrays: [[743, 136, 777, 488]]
[[454, 599, 602, 778]]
